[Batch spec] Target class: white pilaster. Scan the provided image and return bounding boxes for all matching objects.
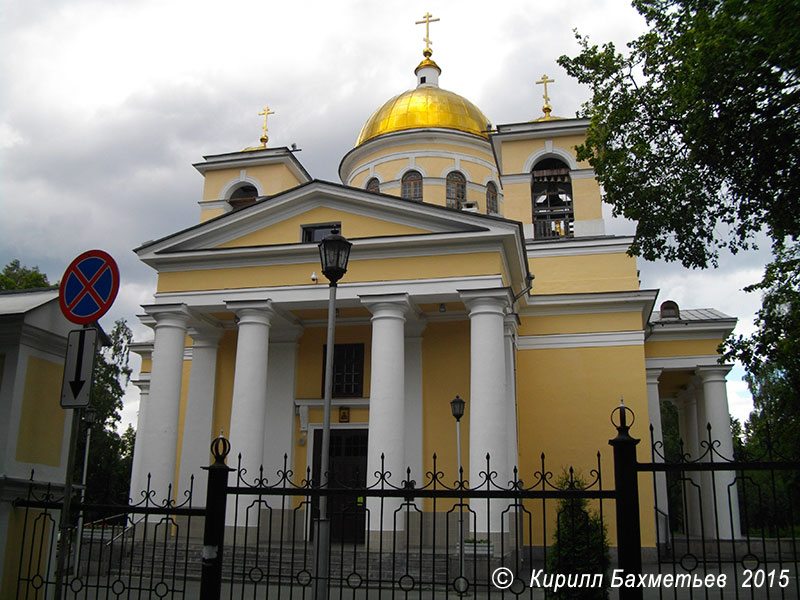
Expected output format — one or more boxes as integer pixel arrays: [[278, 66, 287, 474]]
[[140, 304, 191, 502], [262, 326, 302, 481], [361, 293, 410, 532], [177, 325, 222, 501], [645, 368, 670, 544], [404, 319, 427, 491], [677, 389, 703, 536], [129, 375, 150, 502], [697, 365, 741, 538], [226, 300, 274, 488], [460, 288, 512, 535]]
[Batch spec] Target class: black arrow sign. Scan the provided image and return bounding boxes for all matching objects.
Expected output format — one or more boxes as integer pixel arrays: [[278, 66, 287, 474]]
[[69, 329, 86, 398]]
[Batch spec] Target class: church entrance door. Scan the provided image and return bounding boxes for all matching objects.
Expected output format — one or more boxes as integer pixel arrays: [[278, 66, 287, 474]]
[[311, 427, 368, 543]]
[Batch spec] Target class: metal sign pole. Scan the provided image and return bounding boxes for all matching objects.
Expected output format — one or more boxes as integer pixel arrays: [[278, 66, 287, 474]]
[[54, 407, 82, 600]]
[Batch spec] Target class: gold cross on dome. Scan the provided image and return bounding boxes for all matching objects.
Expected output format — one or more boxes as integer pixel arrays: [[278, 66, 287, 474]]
[[415, 12, 440, 48], [258, 106, 275, 138], [536, 74, 555, 105]]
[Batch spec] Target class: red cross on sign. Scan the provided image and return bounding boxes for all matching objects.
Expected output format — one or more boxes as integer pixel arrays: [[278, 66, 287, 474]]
[[59, 250, 120, 324]]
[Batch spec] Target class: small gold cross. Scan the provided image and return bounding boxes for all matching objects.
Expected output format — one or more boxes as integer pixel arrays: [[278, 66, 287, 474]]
[[415, 12, 440, 49], [536, 75, 555, 119], [258, 106, 275, 146]]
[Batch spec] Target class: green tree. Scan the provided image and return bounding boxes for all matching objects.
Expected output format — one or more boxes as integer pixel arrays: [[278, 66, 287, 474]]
[[558, 0, 800, 452], [75, 319, 135, 508], [557, 0, 800, 268], [0, 259, 51, 290], [546, 471, 610, 599]]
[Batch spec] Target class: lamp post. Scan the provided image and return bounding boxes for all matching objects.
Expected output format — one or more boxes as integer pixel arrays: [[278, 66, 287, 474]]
[[313, 229, 352, 600], [74, 406, 97, 576], [450, 394, 466, 587]]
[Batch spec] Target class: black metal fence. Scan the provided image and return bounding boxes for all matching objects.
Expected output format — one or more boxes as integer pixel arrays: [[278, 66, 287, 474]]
[[10, 407, 800, 599]]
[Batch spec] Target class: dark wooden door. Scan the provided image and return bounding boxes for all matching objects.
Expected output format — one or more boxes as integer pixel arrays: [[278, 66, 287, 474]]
[[312, 428, 368, 543]]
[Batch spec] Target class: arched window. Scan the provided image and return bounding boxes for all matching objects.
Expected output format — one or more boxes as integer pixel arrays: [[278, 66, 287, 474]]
[[401, 171, 423, 202], [486, 182, 498, 214], [531, 158, 573, 238], [446, 171, 466, 209], [229, 184, 258, 209], [366, 177, 380, 193]]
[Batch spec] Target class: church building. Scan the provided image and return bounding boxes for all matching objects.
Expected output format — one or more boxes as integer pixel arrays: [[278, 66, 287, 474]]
[[130, 23, 738, 547]]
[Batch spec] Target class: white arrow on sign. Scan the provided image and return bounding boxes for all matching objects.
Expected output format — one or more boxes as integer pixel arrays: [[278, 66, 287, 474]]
[[61, 328, 98, 408]]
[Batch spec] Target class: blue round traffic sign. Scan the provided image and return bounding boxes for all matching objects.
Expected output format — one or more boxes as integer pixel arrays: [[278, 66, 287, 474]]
[[59, 249, 120, 324]]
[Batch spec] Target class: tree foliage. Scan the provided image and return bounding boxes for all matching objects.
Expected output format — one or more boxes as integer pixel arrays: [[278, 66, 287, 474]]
[[558, 0, 800, 268], [0, 259, 51, 290], [546, 471, 610, 599], [75, 319, 135, 507]]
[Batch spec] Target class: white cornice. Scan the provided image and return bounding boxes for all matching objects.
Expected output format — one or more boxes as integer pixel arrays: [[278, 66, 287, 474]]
[[151, 274, 506, 313], [193, 147, 311, 183], [645, 355, 725, 371], [518, 330, 644, 350], [526, 236, 634, 258], [347, 148, 498, 187], [520, 289, 658, 328], [646, 319, 736, 342]]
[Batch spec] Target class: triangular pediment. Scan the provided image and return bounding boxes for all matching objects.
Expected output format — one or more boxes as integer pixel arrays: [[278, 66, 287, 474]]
[[137, 181, 521, 258]]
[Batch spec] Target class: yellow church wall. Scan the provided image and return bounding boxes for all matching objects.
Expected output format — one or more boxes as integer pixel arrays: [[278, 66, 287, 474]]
[[527, 253, 639, 294], [140, 357, 152, 373], [202, 163, 302, 201], [571, 178, 603, 221], [157, 252, 508, 293], [372, 159, 410, 183], [1, 508, 50, 599], [645, 339, 723, 358], [501, 182, 532, 224], [515, 344, 656, 546], [352, 142, 494, 171], [173, 358, 192, 493], [421, 320, 471, 512], [416, 156, 453, 178], [15, 356, 65, 467], [211, 330, 237, 449], [200, 207, 227, 223], [518, 311, 643, 336], [216, 206, 432, 248], [295, 325, 372, 399]]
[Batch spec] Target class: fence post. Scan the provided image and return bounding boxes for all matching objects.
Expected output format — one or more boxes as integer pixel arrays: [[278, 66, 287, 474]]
[[609, 403, 643, 600], [200, 434, 232, 600]]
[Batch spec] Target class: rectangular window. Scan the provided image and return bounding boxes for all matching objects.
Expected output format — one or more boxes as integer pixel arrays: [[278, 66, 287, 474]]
[[322, 343, 365, 398], [302, 222, 341, 243]]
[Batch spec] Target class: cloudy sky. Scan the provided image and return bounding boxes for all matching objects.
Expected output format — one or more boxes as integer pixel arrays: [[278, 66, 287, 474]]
[[1, 0, 768, 430]]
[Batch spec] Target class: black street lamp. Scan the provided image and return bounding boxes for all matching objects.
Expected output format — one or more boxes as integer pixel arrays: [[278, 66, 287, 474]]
[[313, 229, 351, 600], [451, 394, 467, 592]]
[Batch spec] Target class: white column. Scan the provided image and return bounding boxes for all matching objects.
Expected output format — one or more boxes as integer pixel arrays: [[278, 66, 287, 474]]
[[404, 319, 426, 491], [504, 314, 520, 476], [140, 304, 190, 502], [645, 368, 670, 544], [129, 375, 150, 502], [460, 288, 512, 536], [697, 365, 741, 538], [262, 326, 302, 481], [226, 300, 274, 487], [361, 293, 409, 533], [177, 325, 222, 501], [677, 389, 703, 536]]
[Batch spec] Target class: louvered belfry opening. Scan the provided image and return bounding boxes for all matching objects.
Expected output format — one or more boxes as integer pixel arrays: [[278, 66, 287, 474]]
[[531, 158, 574, 239]]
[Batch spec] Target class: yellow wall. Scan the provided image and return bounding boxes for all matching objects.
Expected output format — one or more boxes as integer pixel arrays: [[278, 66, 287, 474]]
[[645, 339, 722, 358], [16, 356, 65, 467], [157, 252, 508, 293], [572, 178, 603, 221], [1, 508, 51, 598], [212, 330, 237, 445], [421, 321, 471, 510], [217, 206, 431, 248], [518, 312, 643, 336], [516, 344, 655, 545], [173, 358, 192, 490], [528, 253, 639, 294], [202, 163, 302, 201]]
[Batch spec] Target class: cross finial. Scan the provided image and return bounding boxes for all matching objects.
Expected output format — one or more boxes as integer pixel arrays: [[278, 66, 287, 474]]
[[536, 74, 555, 119], [258, 106, 275, 147], [415, 12, 440, 53]]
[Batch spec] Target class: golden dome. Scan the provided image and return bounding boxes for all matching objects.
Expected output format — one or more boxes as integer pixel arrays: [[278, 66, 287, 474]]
[[355, 86, 490, 146]]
